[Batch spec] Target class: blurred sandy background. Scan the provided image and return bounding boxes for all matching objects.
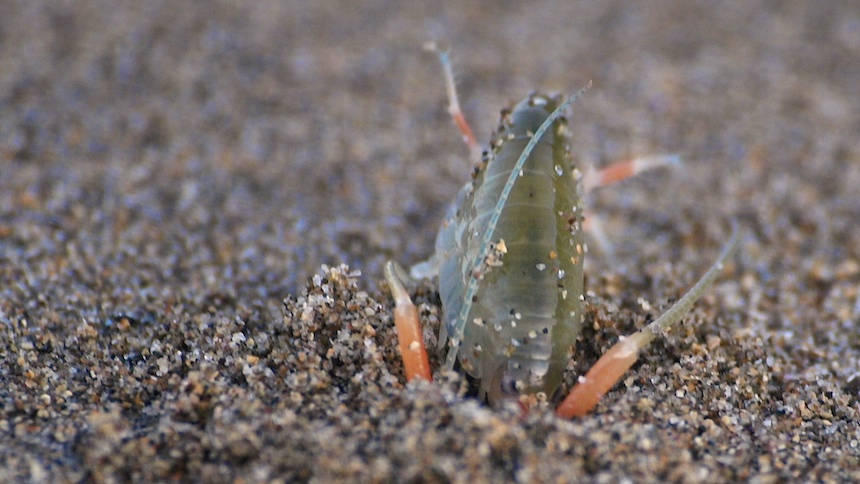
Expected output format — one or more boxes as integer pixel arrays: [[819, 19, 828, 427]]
[[1, 1, 859, 481]]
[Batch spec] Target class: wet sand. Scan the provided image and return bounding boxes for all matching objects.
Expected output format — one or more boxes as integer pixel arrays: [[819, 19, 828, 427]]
[[1, 1, 859, 481]]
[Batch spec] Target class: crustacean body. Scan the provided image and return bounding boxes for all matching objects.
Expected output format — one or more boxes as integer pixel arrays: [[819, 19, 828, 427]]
[[385, 46, 739, 417]]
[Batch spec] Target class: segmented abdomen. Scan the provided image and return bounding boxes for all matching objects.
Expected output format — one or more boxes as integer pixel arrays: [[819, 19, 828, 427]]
[[435, 93, 585, 403]]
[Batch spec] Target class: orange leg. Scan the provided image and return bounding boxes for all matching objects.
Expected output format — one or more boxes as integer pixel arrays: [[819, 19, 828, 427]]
[[424, 42, 481, 163], [556, 332, 648, 418], [583, 154, 681, 194], [384, 262, 432, 382], [582, 154, 681, 257], [556, 222, 739, 418]]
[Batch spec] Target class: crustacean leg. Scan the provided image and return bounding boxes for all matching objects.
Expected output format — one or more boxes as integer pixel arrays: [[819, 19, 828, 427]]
[[384, 262, 432, 382], [583, 154, 681, 194], [423, 42, 480, 163], [582, 155, 682, 256], [555, 223, 740, 418]]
